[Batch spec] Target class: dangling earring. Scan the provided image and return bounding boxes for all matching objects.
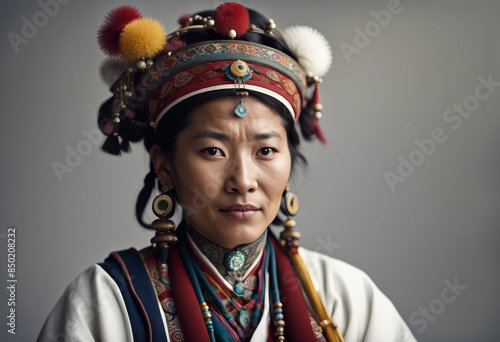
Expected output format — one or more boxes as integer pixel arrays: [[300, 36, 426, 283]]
[[278, 184, 344, 342], [279, 184, 301, 249], [151, 184, 177, 272]]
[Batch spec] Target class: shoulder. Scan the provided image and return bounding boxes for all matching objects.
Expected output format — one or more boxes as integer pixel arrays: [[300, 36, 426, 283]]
[[38, 263, 134, 342], [298, 247, 417, 342], [298, 247, 375, 288], [38, 247, 155, 342], [297, 247, 381, 309], [64, 247, 153, 290]]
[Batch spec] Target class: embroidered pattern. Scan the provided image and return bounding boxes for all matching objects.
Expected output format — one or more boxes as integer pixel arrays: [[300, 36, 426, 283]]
[[138, 241, 326, 342], [144, 41, 306, 89], [133, 41, 307, 122], [140, 246, 185, 342], [186, 225, 266, 281]]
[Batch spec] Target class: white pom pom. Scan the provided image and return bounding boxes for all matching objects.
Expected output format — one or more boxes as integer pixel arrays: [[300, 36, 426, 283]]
[[282, 25, 332, 78], [99, 58, 132, 88]]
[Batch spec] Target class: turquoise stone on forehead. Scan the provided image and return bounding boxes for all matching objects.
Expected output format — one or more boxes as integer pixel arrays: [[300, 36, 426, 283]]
[[234, 103, 247, 118]]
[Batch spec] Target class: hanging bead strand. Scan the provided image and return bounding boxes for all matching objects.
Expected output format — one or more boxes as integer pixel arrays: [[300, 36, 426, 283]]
[[200, 302, 216, 341]]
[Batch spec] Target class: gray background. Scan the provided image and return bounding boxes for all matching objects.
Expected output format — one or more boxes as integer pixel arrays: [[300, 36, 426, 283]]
[[1, 0, 499, 341]]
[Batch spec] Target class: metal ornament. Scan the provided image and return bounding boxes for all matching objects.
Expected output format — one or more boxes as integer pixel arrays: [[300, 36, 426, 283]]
[[226, 250, 246, 271], [280, 184, 301, 249], [152, 192, 175, 218], [280, 185, 299, 217], [226, 250, 247, 296], [223, 60, 255, 82], [223, 60, 261, 118], [151, 184, 178, 270]]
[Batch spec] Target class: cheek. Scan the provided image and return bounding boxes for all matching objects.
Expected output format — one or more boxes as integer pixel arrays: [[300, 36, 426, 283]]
[[172, 156, 225, 205], [264, 157, 291, 205], [171, 156, 199, 201]]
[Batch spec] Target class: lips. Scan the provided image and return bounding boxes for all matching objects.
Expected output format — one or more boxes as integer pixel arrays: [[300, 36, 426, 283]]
[[220, 204, 260, 220]]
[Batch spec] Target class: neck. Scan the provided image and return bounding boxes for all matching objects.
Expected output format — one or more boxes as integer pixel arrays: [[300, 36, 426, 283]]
[[185, 224, 267, 280]]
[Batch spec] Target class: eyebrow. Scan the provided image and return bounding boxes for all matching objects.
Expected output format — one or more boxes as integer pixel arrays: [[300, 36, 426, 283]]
[[250, 131, 283, 141], [192, 130, 229, 140], [192, 130, 283, 141]]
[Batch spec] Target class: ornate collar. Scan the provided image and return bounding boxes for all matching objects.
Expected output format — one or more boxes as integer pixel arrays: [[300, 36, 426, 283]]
[[185, 224, 267, 282]]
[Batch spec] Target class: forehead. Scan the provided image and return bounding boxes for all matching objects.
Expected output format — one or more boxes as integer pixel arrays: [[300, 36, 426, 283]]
[[187, 96, 286, 133]]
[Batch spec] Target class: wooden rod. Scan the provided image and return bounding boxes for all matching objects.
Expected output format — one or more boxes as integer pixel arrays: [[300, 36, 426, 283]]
[[287, 249, 344, 342]]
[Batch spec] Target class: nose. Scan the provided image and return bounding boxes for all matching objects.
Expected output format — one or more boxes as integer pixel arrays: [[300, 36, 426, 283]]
[[224, 157, 258, 194]]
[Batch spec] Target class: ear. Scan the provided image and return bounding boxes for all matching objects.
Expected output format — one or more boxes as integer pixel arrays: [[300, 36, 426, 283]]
[[150, 145, 175, 189]]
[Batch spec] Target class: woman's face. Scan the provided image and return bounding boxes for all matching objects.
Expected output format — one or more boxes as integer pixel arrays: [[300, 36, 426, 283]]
[[151, 96, 291, 249]]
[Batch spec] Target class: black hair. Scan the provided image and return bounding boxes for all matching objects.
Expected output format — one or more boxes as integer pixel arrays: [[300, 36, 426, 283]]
[[98, 7, 317, 228]]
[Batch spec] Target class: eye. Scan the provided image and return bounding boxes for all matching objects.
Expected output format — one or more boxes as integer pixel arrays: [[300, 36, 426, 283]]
[[201, 147, 224, 157], [207, 147, 218, 156], [257, 147, 276, 157]]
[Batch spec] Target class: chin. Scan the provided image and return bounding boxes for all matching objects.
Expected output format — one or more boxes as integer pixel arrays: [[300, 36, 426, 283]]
[[213, 224, 264, 248], [231, 224, 267, 242]]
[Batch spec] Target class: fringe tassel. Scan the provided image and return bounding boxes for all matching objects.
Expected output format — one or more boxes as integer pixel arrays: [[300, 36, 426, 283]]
[[119, 118, 144, 142], [313, 117, 328, 144], [310, 80, 327, 144], [102, 134, 121, 155], [120, 138, 131, 153]]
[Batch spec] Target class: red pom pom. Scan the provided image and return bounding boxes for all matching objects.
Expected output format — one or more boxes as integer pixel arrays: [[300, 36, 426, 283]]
[[213, 2, 250, 38], [98, 6, 142, 57], [165, 37, 185, 53], [178, 13, 191, 26]]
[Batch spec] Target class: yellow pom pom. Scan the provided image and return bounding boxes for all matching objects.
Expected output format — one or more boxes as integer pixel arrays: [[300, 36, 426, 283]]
[[119, 17, 166, 62]]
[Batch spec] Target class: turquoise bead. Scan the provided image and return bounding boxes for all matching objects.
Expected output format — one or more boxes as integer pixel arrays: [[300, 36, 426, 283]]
[[234, 103, 247, 117]]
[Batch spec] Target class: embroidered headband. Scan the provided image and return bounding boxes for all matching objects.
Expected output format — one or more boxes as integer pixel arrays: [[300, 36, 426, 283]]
[[97, 2, 332, 155], [146, 41, 307, 125]]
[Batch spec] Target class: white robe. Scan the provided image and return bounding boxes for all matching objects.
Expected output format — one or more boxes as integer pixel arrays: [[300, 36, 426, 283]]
[[38, 247, 417, 342]]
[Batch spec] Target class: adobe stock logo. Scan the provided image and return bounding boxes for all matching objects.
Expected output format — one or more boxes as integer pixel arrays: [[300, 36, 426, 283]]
[[7, 0, 71, 54], [384, 74, 499, 192], [409, 277, 467, 333], [339, 0, 407, 63], [51, 128, 104, 183]]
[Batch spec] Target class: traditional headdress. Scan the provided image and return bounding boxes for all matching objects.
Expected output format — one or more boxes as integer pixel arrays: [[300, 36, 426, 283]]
[[97, 2, 332, 155]]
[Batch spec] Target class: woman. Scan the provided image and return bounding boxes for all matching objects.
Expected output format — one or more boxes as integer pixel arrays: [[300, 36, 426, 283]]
[[38, 3, 416, 341]]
